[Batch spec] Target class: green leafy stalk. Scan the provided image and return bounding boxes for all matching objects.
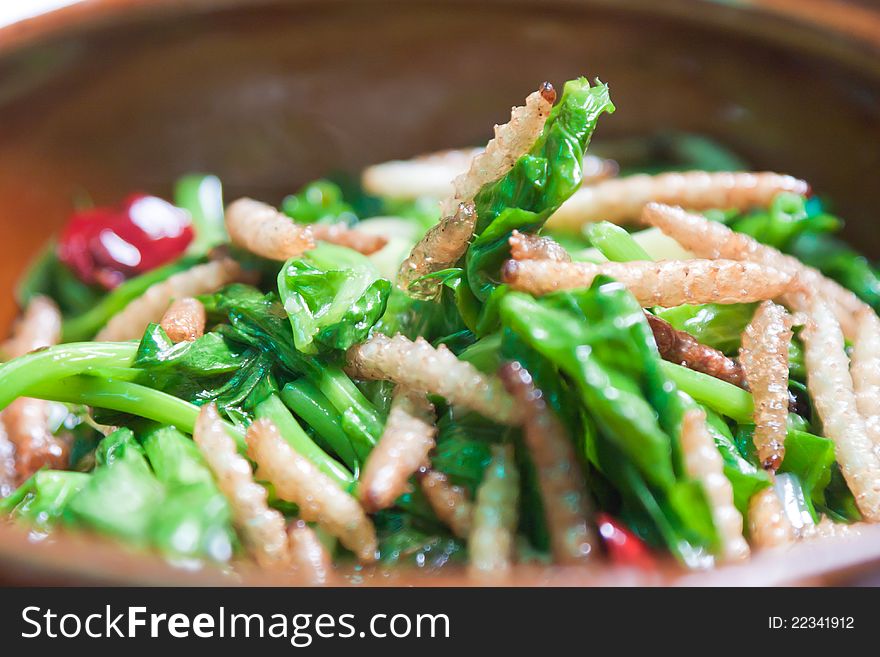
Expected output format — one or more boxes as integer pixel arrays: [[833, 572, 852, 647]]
[[280, 380, 359, 470], [659, 361, 754, 423], [0, 342, 138, 409], [253, 394, 354, 488], [25, 375, 244, 447], [583, 221, 652, 262], [175, 173, 227, 255]]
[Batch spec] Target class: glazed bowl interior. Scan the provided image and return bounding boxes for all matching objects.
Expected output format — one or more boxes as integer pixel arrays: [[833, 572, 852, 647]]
[[2, 0, 880, 584]]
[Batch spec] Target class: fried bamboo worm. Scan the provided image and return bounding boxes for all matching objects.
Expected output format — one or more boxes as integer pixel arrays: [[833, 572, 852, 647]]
[[641, 203, 868, 337], [416, 468, 473, 539], [801, 294, 880, 521], [850, 307, 880, 456], [310, 223, 388, 255], [646, 313, 745, 387], [441, 83, 556, 216], [501, 258, 794, 307], [345, 333, 522, 425], [508, 230, 571, 263], [547, 171, 808, 231], [2, 295, 61, 359], [362, 148, 482, 200], [398, 83, 556, 298], [468, 444, 520, 576], [159, 297, 206, 343], [748, 487, 796, 550], [246, 418, 377, 563], [1, 297, 68, 481], [359, 387, 436, 512], [739, 301, 794, 471], [395, 201, 476, 299], [95, 259, 248, 342], [194, 404, 289, 567], [799, 516, 864, 540], [681, 409, 750, 562], [499, 362, 597, 564], [0, 421, 16, 498], [225, 197, 315, 260], [362, 147, 614, 200], [287, 520, 334, 585]]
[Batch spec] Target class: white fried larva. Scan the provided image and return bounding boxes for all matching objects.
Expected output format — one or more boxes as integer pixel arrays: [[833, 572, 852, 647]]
[[799, 516, 864, 540], [397, 83, 556, 298], [287, 520, 334, 585], [1, 296, 67, 482], [159, 297, 206, 343], [739, 301, 794, 471], [0, 420, 15, 498], [362, 148, 482, 200], [225, 197, 315, 261], [850, 307, 880, 456], [499, 362, 597, 564], [442, 83, 556, 216], [801, 294, 880, 522], [310, 223, 388, 255], [95, 259, 247, 342], [748, 487, 796, 550], [362, 146, 613, 201], [2, 295, 61, 359], [547, 171, 808, 231], [2, 397, 68, 481], [501, 258, 793, 307], [508, 230, 571, 263], [193, 404, 289, 568], [359, 387, 436, 513], [396, 201, 476, 299], [641, 203, 868, 337], [417, 468, 473, 539], [246, 418, 377, 563], [468, 444, 520, 576], [680, 409, 750, 562], [345, 333, 522, 425]]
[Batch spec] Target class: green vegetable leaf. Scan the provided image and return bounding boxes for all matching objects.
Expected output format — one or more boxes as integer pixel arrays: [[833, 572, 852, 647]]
[[277, 243, 390, 354]]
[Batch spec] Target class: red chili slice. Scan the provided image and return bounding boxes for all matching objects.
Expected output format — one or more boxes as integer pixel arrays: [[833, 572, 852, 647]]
[[58, 194, 193, 289], [597, 512, 657, 569]]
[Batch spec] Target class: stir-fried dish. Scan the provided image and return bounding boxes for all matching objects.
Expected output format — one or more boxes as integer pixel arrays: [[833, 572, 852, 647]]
[[2, 77, 879, 581]]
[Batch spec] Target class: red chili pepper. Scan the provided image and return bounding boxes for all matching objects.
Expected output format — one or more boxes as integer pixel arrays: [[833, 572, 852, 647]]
[[58, 194, 193, 289], [597, 512, 657, 569]]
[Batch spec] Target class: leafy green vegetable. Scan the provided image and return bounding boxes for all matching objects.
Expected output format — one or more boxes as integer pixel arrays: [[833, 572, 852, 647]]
[[280, 379, 359, 469], [655, 303, 757, 355], [499, 279, 721, 562], [278, 243, 390, 354], [254, 394, 354, 488], [729, 192, 838, 251], [584, 221, 651, 262], [281, 180, 357, 225], [67, 429, 165, 543], [175, 174, 227, 254], [0, 470, 89, 530], [201, 284, 316, 376], [0, 342, 138, 410], [142, 426, 236, 561], [464, 78, 615, 304]]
